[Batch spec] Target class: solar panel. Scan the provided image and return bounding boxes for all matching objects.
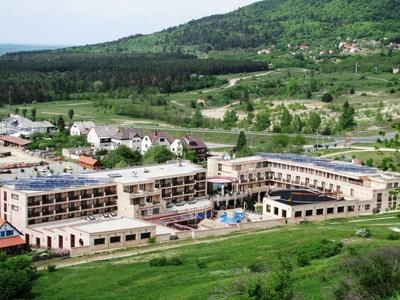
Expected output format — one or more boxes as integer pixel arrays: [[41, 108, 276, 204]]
[[258, 152, 378, 174], [2, 175, 114, 191]]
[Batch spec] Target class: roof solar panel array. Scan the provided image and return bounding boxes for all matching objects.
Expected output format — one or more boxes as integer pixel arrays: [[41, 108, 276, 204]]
[[2, 175, 114, 191], [258, 153, 378, 174]]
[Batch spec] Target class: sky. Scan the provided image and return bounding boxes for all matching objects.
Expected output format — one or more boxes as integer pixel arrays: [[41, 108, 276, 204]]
[[1, 0, 259, 46]]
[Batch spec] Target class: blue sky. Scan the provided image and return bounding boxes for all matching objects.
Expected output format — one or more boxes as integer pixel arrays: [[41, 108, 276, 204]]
[[1, 0, 258, 46]]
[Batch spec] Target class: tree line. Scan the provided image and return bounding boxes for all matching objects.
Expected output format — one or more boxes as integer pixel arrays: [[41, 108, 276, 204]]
[[0, 52, 267, 105]]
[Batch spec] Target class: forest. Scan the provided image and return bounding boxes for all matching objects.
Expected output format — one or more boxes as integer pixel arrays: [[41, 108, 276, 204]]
[[0, 52, 267, 105]]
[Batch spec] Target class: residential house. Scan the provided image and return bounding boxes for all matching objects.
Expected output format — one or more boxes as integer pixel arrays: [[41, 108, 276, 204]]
[[0, 219, 26, 254], [141, 131, 174, 154], [70, 121, 96, 136], [87, 126, 119, 150], [170, 135, 208, 162], [111, 128, 142, 152], [0, 114, 55, 136]]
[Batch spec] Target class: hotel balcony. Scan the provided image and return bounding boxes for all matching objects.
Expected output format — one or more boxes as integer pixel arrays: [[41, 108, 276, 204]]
[[28, 199, 41, 207]]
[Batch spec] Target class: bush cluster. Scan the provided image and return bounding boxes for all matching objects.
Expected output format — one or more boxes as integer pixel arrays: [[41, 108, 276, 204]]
[[149, 256, 184, 267], [295, 239, 343, 266]]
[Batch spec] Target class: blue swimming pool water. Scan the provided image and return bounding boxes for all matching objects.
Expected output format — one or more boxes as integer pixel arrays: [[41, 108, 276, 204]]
[[218, 212, 245, 225]]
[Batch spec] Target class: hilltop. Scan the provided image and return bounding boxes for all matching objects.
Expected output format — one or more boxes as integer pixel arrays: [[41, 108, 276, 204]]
[[70, 0, 400, 55]]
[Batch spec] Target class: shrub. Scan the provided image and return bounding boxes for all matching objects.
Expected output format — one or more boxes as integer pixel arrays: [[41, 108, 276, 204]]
[[335, 247, 400, 300], [321, 93, 333, 103], [149, 256, 167, 267], [168, 256, 184, 266], [297, 254, 310, 267], [149, 256, 184, 267], [295, 239, 343, 262], [47, 265, 56, 272], [387, 233, 400, 240], [355, 228, 371, 238], [347, 246, 360, 256], [148, 237, 156, 245], [249, 260, 269, 273]]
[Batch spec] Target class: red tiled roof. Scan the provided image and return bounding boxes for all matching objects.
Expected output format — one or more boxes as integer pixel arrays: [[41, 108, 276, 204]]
[[79, 155, 99, 167], [149, 131, 174, 144], [0, 135, 31, 146], [0, 236, 25, 249]]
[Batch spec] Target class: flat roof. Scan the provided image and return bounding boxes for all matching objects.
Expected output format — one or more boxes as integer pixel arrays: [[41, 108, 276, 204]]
[[72, 217, 154, 234], [0, 135, 31, 146], [30, 217, 154, 234], [268, 189, 342, 206], [86, 161, 205, 184]]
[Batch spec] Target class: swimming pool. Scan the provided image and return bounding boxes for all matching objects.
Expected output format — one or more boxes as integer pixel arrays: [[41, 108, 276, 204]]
[[218, 211, 245, 225]]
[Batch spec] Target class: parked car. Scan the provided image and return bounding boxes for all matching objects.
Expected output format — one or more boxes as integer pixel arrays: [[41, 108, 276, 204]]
[[175, 201, 185, 207], [166, 203, 175, 209], [187, 199, 197, 205]]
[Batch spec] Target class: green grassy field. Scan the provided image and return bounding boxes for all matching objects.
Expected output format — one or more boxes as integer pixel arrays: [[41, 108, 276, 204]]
[[32, 213, 400, 300]]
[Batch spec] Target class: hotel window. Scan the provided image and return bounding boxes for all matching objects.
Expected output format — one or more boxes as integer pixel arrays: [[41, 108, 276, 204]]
[[126, 234, 136, 241], [266, 205, 271, 213], [306, 210, 313, 217], [347, 206, 355, 212], [94, 238, 105, 245], [3, 192, 6, 202], [377, 193, 382, 202], [395, 183, 399, 188], [351, 189, 354, 197], [218, 164, 222, 171], [365, 204, 370, 211], [11, 204, 19, 212], [327, 207, 334, 214], [282, 210, 287, 218], [337, 206, 345, 213], [110, 236, 121, 243], [11, 193, 19, 200], [316, 208, 324, 215], [295, 211, 302, 218], [274, 207, 279, 216], [141, 232, 151, 239]]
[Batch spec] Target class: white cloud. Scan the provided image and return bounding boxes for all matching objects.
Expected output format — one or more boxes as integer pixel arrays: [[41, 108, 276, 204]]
[[1, 0, 259, 45]]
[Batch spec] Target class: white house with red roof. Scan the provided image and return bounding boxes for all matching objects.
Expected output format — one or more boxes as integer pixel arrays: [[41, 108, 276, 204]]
[[0, 219, 26, 254]]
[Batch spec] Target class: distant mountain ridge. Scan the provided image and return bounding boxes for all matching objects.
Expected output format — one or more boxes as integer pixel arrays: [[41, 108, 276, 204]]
[[0, 44, 64, 55], [70, 0, 400, 54]]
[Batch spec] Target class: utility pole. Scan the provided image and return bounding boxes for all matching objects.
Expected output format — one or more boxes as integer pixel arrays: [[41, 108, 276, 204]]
[[355, 62, 359, 75]]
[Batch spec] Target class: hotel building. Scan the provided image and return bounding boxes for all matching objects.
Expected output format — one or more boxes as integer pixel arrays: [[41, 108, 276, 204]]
[[208, 153, 400, 212], [0, 161, 209, 254]]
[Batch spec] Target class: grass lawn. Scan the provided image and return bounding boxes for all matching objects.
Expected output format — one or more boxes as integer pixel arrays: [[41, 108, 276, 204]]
[[337, 151, 399, 164], [32, 213, 400, 300]]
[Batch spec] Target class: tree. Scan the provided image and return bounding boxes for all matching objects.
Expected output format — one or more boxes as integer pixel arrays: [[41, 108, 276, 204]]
[[222, 109, 238, 130], [22, 108, 27, 118], [30, 108, 37, 121], [143, 146, 174, 164], [93, 80, 104, 93], [190, 107, 203, 128], [321, 93, 333, 103], [292, 115, 303, 133], [254, 109, 271, 132], [339, 100, 356, 130], [246, 101, 254, 112], [280, 107, 292, 130], [102, 145, 142, 169], [287, 79, 299, 97], [0, 254, 36, 300], [308, 112, 321, 132], [236, 131, 247, 153], [57, 115, 65, 131], [68, 109, 74, 121], [14, 107, 19, 115]]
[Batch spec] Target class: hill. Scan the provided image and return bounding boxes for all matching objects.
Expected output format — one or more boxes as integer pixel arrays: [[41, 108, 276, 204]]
[[70, 0, 400, 54]]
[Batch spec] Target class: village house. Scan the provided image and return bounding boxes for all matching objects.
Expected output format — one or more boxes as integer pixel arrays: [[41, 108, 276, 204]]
[[70, 121, 96, 136], [141, 131, 174, 154], [87, 126, 119, 150], [0, 219, 26, 254], [111, 128, 142, 152], [0, 114, 55, 136]]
